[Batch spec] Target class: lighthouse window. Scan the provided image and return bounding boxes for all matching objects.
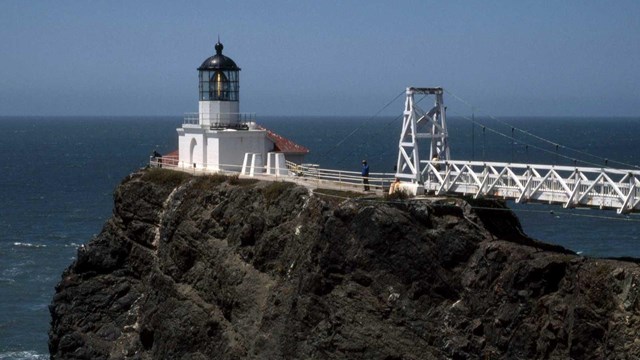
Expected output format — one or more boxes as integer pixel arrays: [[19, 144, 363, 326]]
[[198, 70, 239, 101], [198, 71, 209, 100], [212, 71, 229, 99]]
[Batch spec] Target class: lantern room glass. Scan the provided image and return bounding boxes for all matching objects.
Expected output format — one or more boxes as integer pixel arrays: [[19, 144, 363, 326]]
[[199, 70, 239, 101]]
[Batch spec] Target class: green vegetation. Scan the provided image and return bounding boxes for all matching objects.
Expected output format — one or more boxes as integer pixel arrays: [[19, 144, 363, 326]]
[[228, 174, 259, 186], [141, 168, 191, 187], [314, 189, 365, 199], [141, 169, 261, 190], [262, 181, 295, 204], [190, 174, 229, 190], [190, 173, 260, 190]]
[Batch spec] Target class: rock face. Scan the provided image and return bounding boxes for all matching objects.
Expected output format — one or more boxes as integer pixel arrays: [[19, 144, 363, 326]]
[[50, 169, 640, 359]]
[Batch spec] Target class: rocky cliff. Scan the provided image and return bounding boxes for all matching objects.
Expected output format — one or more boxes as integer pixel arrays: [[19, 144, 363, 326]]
[[49, 168, 640, 359]]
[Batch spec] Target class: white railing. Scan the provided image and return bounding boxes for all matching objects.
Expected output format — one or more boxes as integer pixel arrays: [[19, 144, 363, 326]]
[[150, 156, 249, 175], [183, 112, 257, 126], [286, 162, 396, 193], [149, 156, 396, 193], [183, 113, 199, 125], [422, 160, 640, 214], [149, 156, 640, 213]]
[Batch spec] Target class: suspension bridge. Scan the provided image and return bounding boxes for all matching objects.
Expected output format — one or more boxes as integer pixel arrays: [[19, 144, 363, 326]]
[[152, 87, 640, 214]]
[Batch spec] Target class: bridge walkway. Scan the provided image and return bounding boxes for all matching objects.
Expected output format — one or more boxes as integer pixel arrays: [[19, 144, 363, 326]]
[[150, 157, 640, 214]]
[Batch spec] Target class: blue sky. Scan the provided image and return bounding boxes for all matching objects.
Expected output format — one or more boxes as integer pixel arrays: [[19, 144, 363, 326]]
[[1, 0, 638, 117]]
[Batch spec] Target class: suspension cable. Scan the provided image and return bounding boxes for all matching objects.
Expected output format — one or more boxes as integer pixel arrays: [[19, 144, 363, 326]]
[[511, 127, 515, 163], [334, 93, 432, 166], [482, 126, 486, 161], [451, 111, 608, 168], [444, 89, 640, 169], [471, 111, 475, 161], [315, 90, 405, 164]]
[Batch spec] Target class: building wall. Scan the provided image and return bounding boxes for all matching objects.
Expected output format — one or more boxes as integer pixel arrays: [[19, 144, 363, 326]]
[[178, 126, 307, 172], [199, 101, 240, 126], [177, 127, 207, 168], [205, 136, 220, 168], [216, 130, 269, 172], [178, 127, 270, 170]]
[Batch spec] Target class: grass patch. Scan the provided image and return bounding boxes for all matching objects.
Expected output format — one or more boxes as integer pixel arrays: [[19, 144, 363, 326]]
[[228, 174, 259, 186], [314, 189, 365, 199], [141, 168, 191, 187], [141, 169, 260, 191], [190, 173, 260, 191], [262, 181, 295, 204], [190, 174, 229, 190]]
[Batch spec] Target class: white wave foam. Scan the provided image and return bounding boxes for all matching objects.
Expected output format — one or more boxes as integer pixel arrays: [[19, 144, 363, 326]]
[[0, 350, 48, 360], [12, 242, 46, 248]]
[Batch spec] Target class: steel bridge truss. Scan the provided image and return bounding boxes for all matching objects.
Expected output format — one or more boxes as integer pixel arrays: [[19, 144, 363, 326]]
[[396, 87, 450, 183], [425, 160, 640, 214], [394, 86, 640, 213]]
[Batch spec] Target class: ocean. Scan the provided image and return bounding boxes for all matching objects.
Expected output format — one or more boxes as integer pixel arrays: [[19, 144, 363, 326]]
[[1, 115, 639, 358]]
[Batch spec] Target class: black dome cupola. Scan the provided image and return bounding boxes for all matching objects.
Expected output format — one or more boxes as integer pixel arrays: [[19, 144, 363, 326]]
[[198, 40, 240, 102]]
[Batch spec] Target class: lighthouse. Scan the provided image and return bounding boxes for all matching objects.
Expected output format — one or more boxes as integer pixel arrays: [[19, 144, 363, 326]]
[[175, 40, 308, 172], [197, 41, 241, 128]]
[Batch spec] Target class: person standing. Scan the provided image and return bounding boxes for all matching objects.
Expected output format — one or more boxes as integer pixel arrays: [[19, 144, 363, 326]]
[[152, 150, 163, 168], [361, 160, 370, 191], [389, 177, 401, 195]]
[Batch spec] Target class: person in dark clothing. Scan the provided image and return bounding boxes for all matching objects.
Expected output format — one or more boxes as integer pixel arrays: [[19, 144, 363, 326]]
[[152, 150, 162, 168], [361, 160, 370, 191]]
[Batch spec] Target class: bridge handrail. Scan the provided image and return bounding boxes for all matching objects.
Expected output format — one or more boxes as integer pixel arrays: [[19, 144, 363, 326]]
[[150, 156, 397, 191], [291, 163, 396, 190], [432, 160, 640, 177], [149, 156, 639, 212], [417, 160, 640, 213]]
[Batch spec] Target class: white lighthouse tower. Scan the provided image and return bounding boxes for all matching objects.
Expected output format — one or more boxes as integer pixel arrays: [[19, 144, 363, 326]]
[[175, 40, 308, 172], [197, 40, 241, 128]]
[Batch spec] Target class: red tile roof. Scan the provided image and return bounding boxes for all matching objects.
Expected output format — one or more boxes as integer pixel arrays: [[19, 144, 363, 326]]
[[263, 127, 309, 154], [164, 150, 179, 160], [160, 150, 179, 166]]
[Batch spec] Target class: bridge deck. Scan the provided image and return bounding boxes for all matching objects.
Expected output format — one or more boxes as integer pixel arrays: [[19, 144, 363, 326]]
[[419, 160, 640, 214], [150, 157, 640, 214]]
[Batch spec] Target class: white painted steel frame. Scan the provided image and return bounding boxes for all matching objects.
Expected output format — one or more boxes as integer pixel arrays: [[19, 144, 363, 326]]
[[395, 87, 450, 183], [425, 160, 640, 214], [151, 156, 640, 213]]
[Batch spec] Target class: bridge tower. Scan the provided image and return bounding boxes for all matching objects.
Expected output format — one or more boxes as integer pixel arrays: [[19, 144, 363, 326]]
[[395, 87, 449, 187]]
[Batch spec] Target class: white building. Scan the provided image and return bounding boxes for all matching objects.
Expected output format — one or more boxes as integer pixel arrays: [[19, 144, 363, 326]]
[[173, 41, 308, 172]]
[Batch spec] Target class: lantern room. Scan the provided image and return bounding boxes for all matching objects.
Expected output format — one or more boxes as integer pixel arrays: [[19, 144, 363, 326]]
[[198, 42, 240, 101], [197, 41, 241, 127]]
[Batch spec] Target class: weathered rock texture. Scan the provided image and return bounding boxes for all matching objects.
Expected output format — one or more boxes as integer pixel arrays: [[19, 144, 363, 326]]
[[50, 169, 640, 359]]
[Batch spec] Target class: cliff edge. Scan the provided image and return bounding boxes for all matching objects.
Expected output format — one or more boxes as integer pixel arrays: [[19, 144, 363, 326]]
[[49, 168, 640, 359]]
